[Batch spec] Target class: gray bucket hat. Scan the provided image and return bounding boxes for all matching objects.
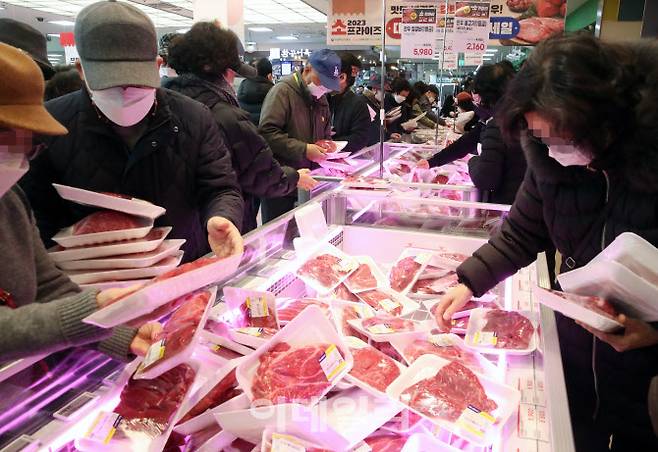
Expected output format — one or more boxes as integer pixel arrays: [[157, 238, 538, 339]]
[[75, 0, 160, 90]]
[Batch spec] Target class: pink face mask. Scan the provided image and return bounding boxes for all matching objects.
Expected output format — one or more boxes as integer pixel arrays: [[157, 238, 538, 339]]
[[88, 85, 156, 127]]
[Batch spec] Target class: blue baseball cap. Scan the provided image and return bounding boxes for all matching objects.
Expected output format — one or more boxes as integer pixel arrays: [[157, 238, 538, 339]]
[[309, 49, 341, 92]]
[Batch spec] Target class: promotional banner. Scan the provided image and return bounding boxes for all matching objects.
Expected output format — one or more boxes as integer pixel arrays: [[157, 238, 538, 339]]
[[453, 1, 491, 53], [400, 6, 437, 59], [488, 0, 566, 45], [327, 0, 383, 45]]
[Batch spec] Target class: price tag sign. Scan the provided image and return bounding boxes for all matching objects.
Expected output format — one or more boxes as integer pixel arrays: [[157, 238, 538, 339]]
[[429, 334, 454, 347], [367, 323, 395, 334], [473, 330, 497, 347], [246, 296, 269, 318], [456, 405, 495, 438], [318, 344, 346, 381], [235, 327, 263, 337], [401, 6, 437, 59], [453, 1, 491, 53], [141, 339, 166, 368], [338, 257, 358, 273], [379, 298, 401, 313], [271, 433, 306, 452], [85, 412, 123, 445]]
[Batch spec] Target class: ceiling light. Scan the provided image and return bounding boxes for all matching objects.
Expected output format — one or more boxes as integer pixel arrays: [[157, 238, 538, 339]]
[[48, 20, 75, 26], [276, 35, 298, 41], [47, 33, 61, 38], [248, 27, 273, 32], [176, 28, 190, 33], [484, 49, 498, 53]]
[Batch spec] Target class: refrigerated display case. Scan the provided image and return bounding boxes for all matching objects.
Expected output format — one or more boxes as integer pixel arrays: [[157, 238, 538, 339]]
[[0, 189, 575, 452]]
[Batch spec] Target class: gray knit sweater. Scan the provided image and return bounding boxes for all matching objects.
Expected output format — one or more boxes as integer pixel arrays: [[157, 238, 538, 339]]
[[0, 187, 136, 361]]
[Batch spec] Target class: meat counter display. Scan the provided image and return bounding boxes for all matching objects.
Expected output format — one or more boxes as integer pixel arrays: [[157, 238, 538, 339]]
[[0, 190, 575, 452]]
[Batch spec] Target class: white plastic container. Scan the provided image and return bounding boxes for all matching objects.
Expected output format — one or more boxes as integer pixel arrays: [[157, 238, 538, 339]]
[[388, 248, 433, 295], [388, 332, 498, 377], [83, 253, 241, 328], [355, 287, 420, 317], [343, 336, 407, 398], [235, 305, 354, 407], [48, 227, 171, 263], [532, 286, 622, 332], [386, 354, 520, 447], [66, 252, 183, 285], [294, 243, 359, 294], [347, 315, 427, 343], [343, 255, 388, 293], [464, 308, 538, 356], [52, 216, 154, 248], [79, 279, 150, 291], [341, 176, 390, 190], [328, 299, 376, 339], [134, 287, 216, 380], [422, 293, 499, 320], [592, 232, 658, 286], [558, 260, 658, 321], [53, 183, 166, 220], [57, 239, 185, 271]]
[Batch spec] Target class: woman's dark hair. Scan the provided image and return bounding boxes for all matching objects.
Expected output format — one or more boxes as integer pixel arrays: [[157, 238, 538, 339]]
[[339, 53, 359, 88], [473, 62, 515, 108], [391, 77, 411, 94], [256, 58, 272, 77], [44, 65, 82, 101], [168, 22, 240, 76], [426, 84, 439, 97], [498, 33, 658, 190]]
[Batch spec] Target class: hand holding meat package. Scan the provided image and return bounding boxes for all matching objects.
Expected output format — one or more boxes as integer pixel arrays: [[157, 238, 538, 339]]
[[235, 305, 353, 407], [84, 253, 241, 328]]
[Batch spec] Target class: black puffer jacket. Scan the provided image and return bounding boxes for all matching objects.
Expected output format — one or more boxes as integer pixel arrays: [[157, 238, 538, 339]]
[[458, 133, 658, 449], [21, 88, 243, 262], [428, 121, 484, 168], [237, 75, 273, 126], [164, 74, 299, 233], [329, 89, 370, 154], [468, 118, 527, 204]]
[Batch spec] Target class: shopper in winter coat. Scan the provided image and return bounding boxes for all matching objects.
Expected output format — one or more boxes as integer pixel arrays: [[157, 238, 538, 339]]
[[411, 82, 445, 129], [164, 23, 317, 233], [21, 1, 244, 263], [329, 53, 370, 154], [384, 77, 413, 136], [467, 63, 525, 204], [0, 42, 160, 362], [238, 58, 274, 126], [435, 35, 658, 451], [439, 94, 455, 118], [259, 49, 339, 222]]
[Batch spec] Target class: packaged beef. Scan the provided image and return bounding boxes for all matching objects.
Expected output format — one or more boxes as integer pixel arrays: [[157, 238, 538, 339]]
[[177, 368, 242, 425], [347, 341, 402, 393], [330, 301, 371, 341], [401, 336, 489, 374], [350, 314, 418, 341], [72, 210, 142, 235], [373, 341, 405, 362], [382, 410, 423, 434], [331, 283, 360, 302], [465, 309, 536, 352], [261, 431, 332, 452], [389, 250, 431, 293], [357, 289, 403, 316], [362, 432, 409, 452], [399, 361, 497, 422], [342, 175, 390, 190], [411, 273, 458, 297], [296, 247, 358, 292], [346, 263, 378, 292], [276, 298, 330, 324], [224, 287, 280, 331]]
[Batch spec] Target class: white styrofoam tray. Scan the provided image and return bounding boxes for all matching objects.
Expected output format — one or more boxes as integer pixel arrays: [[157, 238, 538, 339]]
[[52, 216, 154, 248], [463, 309, 538, 356], [66, 252, 183, 285]]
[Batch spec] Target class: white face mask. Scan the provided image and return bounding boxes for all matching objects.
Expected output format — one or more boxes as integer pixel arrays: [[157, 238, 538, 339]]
[[0, 148, 28, 198], [548, 144, 592, 167], [307, 82, 330, 99], [88, 85, 156, 127], [394, 94, 407, 104]]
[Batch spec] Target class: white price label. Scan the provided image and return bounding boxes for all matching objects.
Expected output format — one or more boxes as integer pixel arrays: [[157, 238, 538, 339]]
[[429, 334, 454, 347], [345, 336, 368, 349], [142, 339, 165, 368], [85, 412, 122, 445], [473, 331, 497, 347], [246, 296, 269, 318], [271, 433, 306, 452], [355, 305, 375, 319], [456, 405, 495, 438], [318, 344, 346, 381], [379, 298, 401, 313], [519, 375, 536, 405], [367, 323, 395, 334], [235, 327, 263, 337], [338, 258, 358, 273]]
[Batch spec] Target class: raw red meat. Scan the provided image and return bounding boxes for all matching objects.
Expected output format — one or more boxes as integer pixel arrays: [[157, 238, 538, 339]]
[[414, 272, 458, 295], [178, 368, 242, 424], [251, 342, 335, 404], [517, 17, 564, 44], [226, 438, 257, 452], [362, 314, 416, 333], [364, 433, 409, 452], [349, 346, 401, 392], [551, 290, 618, 319], [72, 210, 142, 235], [298, 253, 355, 289], [276, 299, 331, 324], [357, 289, 402, 315], [238, 298, 278, 330], [417, 265, 451, 280], [390, 256, 423, 292], [481, 310, 535, 349], [346, 263, 378, 291], [339, 305, 369, 341], [153, 256, 219, 282], [400, 361, 497, 422], [373, 341, 405, 362], [333, 283, 359, 302], [403, 339, 484, 373], [114, 364, 195, 437], [433, 174, 450, 184]]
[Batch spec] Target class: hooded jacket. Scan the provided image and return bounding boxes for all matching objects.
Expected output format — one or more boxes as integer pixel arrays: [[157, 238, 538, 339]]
[[329, 88, 370, 154], [163, 74, 299, 233], [258, 72, 332, 170], [238, 75, 273, 126], [21, 88, 243, 262], [457, 132, 658, 448]]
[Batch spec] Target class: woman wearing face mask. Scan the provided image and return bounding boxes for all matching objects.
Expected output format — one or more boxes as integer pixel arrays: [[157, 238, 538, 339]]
[[434, 34, 658, 451], [0, 42, 160, 362], [384, 77, 413, 136], [411, 82, 445, 129], [162, 23, 318, 233]]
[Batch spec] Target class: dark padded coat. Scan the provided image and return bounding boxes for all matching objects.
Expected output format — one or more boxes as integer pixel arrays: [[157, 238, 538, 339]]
[[329, 89, 370, 154], [458, 132, 658, 450], [468, 118, 527, 204], [21, 88, 243, 262], [428, 121, 484, 168], [163, 74, 299, 233], [237, 75, 273, 126]]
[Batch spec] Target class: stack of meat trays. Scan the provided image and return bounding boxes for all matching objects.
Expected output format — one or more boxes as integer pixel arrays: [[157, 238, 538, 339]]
[[47, 184, 184, 290]]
